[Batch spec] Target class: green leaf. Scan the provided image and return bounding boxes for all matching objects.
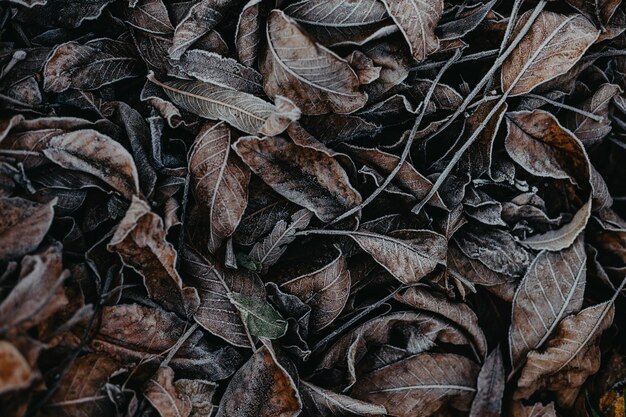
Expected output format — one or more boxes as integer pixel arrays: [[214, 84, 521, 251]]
[[228, 293, 287, 339]]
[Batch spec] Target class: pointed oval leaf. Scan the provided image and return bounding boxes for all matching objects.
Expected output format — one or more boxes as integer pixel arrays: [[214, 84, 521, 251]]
[[347, 229, 447, 285], [43, 129, 140, 200], [189, 122, 250, 253], [44, 39, 142, 93], [501, 11, 599, 96], [351, 352, 480, 417], [0, 197, 55, 261], [380, 0, 442, 61], [108, 197, 200, 317], [216, 346, 302, 417], [508, 237, 587, 369], [182, 246, 265, 347], [232, 135, 361, 222], [261, 10, 367, 115], [281, 247, 350, 332], [515, 299, 616, 401], [249, 208, 313, 272], [148, 73, 300, 136], [228, 292, 288, 339]]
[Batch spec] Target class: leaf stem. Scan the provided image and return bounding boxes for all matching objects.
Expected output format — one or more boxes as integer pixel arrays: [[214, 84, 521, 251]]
[[523, 93, 604, 122]]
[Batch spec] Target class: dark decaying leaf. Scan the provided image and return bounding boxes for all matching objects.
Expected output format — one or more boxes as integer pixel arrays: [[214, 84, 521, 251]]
[[249, 208, 313, 272], [216, 345, 302, 417], [0, 197, 55, 261], [283, 0, 394, 47], [44, 353, 121, 417], [41, 129, 141, 200], [0, 341, 34, 395], [299, 380, 386, 417], [144, 366, 192, 417], [515, 297, 617, 405], [189, 122, 250, 253], [233, 136, 361, 222], [44, 39, 142, 93], [501, 11, 599, 96], [182, 246, 265, 347], [380, 0, 442, 61], [148, 73, 300, 136], [508, 237, 586, 370], [351, 352, 480, 417], [505, 110, 592, 251], [108, 196, 200, 317], [2, 0, 626, 415], [345, 229, 447, 285], [89, 303, 243, 379], [261, 10, 368, 115], [0, 243, 68, 332], [281, 246, 350, 332], [469, 347, 505, 417]]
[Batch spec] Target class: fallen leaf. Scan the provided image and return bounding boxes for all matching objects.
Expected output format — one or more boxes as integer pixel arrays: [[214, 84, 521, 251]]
[[261, 10, 368, 115], [233, 136, 361, 222]]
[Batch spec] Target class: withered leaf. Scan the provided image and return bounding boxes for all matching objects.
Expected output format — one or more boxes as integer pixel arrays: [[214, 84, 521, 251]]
[[145, 367, 192, 417], [182, 246, 265, 347], [395, 286, 487, 359], [505, 110, 591, 250], [108, 197, 200, 317], [124, 0, 174, 34], [172, 50, 264, 95], [565, 83, 621, 146], [235, 0, 265, 67], [300, 380, 386, 417], [216, 345, 302, 417], [45, 353, 120, 417], [0, 341, 33, 395], [281, 247, 350, 332], [566, 0, 622, 26], [509, 237, 586, 370], [232, 136, 361, 222], [380, 0, 442, 61], [148, 73, 300, 136], [501, 11, 599, 96], [283, 0, 393, 47], [189, 122, 250, 253], [228, 292, 288, 339], [249, 208, 313, 272], [169, 0, 226, 60], [42, 129, 141, 200], [319, 311, 478, 387], [0, 243, 68, 332], [469, 348, 505, 417], [515, 297, 616, 403], [351, 352, 479, 417], [90, 303, 243, 378], [44, 39, 142, 93], [345, 229, 447, 285], [0, 197, 55, 261], [261, 10, 367, 115]]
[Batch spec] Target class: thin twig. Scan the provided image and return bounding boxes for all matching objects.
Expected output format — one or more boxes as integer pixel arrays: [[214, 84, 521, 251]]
[[412, 0, 548, 215], [330, 49, 462, 225], [411, 49, 499, 72], [524, 93, 604, 122], [421, 0, 547, 147], [484, 0, 524, 95]]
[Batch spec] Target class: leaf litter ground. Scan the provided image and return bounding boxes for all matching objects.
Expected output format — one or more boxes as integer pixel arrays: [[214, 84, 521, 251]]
[[1, 1, 626, 417]]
